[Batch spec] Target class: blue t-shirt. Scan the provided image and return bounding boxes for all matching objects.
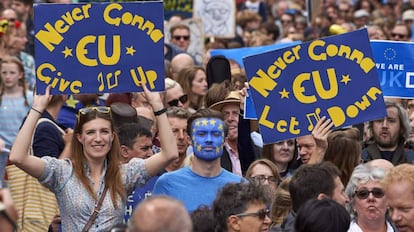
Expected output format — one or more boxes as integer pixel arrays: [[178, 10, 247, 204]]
[[152, 166, 244, 211]]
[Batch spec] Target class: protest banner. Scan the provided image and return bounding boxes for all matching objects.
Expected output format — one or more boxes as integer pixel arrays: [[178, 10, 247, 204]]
[[210, 41, 301, 68], [243, 29, 387, 144], [210, 42, 301, 120], [34, 2, 165, 94], [193, 0, 235, 38], [371, 40, 414, 99], [163, 0, 193, 20]]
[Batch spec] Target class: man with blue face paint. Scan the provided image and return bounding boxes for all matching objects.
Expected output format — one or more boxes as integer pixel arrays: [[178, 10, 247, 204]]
[[191, 117, 225, 161], [152, 109, 244, 212]]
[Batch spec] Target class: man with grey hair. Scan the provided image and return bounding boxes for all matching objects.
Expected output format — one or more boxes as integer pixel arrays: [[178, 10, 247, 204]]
[[362, 101, 414, 165], [128, 195, 192, 232]]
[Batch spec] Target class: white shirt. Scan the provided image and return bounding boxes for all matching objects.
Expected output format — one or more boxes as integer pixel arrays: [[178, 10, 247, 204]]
[[348, 220, 395, 232]]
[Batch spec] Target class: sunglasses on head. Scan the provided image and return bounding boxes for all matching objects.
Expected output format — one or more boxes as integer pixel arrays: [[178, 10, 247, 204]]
[[355, 187, 384, 199], [167, 95, 187, 107], [235, 208, 270, 220], [173, 35, 190, 41], [78, 106, 111, 116]]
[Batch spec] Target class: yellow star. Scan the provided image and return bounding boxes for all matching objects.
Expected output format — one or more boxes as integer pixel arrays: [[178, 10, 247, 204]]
[[279, 88, 290, 99], [209, 119, 216, 126], [65, 95, 79, 108], [126, 45, 136, 56], [197, 145, 202, 151], [341, 75, 351, 85], [202, 119, 208, 126], [195, 120, 201, 126], [216, 147, 220, 154], [62, 46, 73, 58], [218, 124, 223, 131]]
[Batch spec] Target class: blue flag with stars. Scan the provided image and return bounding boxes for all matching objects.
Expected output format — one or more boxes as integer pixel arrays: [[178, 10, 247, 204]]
[[370, 40, 414, 99], [243, 29, 387, 144], [34, 2, 165, 94]]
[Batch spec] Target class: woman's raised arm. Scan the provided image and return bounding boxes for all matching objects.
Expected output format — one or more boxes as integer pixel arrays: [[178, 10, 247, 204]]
[[9, 85, 52, 178], [140, 83, 178, 176]]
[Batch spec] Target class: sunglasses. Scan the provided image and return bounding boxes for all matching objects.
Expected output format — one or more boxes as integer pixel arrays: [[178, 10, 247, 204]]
[[235, 208, 270, 220], [355, 188, 385, 199], [391, 33, 407, 39], [78, 106, 111, 116], [250, 175, 278, 185], [167, 95, 187, 107], [172, 35, 190, 41]]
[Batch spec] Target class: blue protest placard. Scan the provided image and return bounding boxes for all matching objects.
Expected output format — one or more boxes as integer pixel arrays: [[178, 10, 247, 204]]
[[370, 40, 414, 99], [34, 2, 165, 94], [243, 29, 387, 144], [210, 41, 301, 68]]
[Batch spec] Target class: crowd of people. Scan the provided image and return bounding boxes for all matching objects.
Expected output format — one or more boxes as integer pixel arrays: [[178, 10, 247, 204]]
[[0, 0, 413, 231]]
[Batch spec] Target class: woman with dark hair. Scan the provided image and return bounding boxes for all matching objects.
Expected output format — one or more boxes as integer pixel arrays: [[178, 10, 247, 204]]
[[324, 128, 361, 186], [9, 84, 178, 231], [261, 139, 298, 179], [176, 66, 207, 113]]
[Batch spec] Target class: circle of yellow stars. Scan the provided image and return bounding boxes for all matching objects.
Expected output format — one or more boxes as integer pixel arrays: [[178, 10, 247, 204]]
[[191, 118, 224, 154]]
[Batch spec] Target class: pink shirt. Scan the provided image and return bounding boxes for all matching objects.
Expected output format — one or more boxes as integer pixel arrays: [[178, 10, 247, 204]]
[[225, 142, 242, 176]]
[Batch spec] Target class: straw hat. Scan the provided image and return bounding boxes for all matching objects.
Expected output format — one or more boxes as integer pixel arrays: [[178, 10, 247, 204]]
[[209, 91, 241, 112]]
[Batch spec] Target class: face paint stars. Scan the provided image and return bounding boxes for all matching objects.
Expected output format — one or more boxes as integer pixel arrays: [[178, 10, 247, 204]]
[[341, 75, 351, 85], [279, 88, 290, 99], [201, 119, 208, 126], [126, 45, 136, 56], [62, 46, 73, 58], [216, 147, 220, 154], [209, 119, 217, 126]]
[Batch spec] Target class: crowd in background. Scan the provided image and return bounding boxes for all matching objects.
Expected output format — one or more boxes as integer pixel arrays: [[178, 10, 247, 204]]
[[0, 0, 413, 231]]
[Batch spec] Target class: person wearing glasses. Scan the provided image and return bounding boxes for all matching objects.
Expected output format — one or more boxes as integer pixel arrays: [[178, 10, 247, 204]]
[[345, 164, 397, 232], [212, 182, 271, 232], [9, 84, 178, 231], [390, 22, 411, 42], [170, 24, 191, 52], [164, 77, 187, 108], [381, 164, 414, 232], [245, 159, 281, 195]]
